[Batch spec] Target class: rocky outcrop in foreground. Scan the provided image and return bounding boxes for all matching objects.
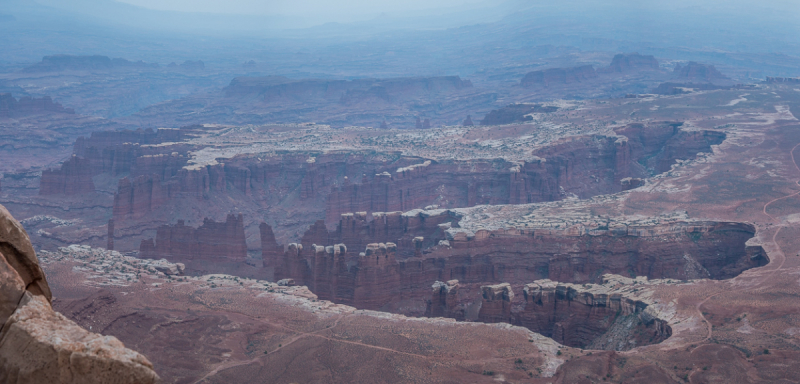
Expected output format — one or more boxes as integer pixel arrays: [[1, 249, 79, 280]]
[[0, 204, 158, 383]]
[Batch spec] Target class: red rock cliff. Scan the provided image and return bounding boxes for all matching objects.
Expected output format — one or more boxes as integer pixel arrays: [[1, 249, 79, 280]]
[[139, 214, 247, 265], [272, 218, 764, 314], [517, 279, 672, 350]]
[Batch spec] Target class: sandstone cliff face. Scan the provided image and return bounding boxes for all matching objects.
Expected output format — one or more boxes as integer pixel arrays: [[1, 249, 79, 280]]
[[0, 204, 158, 383], [477, 283, 514, 324], [425, 280, 462, 319], [140, 214, 247, 268], [518, 279, 671, 350], [421, 276, 672, 351], [38, 127, 187, 197], [259, 223, 282, 273], [295, 209, 454, 260], [322, 158, 530, 223], [271, 214, 764, 314], [323, 123, 725, 220], [38, 121, 724, 228]]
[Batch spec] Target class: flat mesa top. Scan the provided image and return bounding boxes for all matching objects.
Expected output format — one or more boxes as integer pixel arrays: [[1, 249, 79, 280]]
[[136, 99, 620, 169], [139, 87, 791, 171]]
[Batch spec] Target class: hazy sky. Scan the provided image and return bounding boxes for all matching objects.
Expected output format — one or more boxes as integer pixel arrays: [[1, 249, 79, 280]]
[[116, 0, 489, 17]]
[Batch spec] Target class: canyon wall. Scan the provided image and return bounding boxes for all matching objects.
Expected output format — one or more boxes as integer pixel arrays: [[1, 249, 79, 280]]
[[73, 128, 187, 177], [0, 204, 158, 383], [517, 279, 671, 350], [323, 122, 725, 220], [425, 279, 463, 319], [139, 214, 247, 267], [269, 216, 766, 313], [37, 121, 723, 223], [38, 127, 188, 197], [39, 155, 96, 195], [298, 209, 455, 259], [477, 283, 515, 323], [37, 121, 726, 256], [464, 278, 672, 350]]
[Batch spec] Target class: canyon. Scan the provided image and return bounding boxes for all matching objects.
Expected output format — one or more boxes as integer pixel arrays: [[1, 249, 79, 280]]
[[268, 212, 766, 318], [30, 118, 725, 254], [0, 16, 798, 379]]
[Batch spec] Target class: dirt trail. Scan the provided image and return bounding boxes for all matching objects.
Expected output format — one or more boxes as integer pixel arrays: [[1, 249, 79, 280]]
[[689, 141, 800, 348], [194, 312, 428, 383]]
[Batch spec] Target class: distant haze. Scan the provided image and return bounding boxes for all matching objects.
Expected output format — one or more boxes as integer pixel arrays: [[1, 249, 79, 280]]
[[116, 0, 490, 20]]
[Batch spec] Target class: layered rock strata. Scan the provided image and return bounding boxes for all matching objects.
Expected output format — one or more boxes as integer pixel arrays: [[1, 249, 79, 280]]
[[270, 216, 765, 313], [0, 204, 158, 383], [477, 283, 515, 323], [39, 121, 723, 238], [298, 209, 455, 259], [517, 279, 671, 350], [470, 277, 672, 350], [425, 279, 462, 319], [321, 122, 724, 222]]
